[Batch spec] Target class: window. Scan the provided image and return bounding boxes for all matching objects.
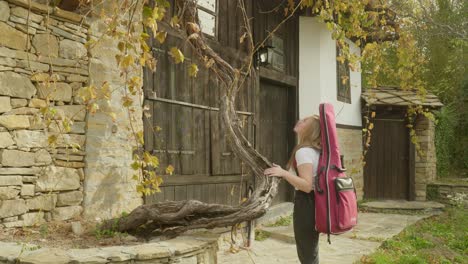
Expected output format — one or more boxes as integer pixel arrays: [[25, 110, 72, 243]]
[[197, 0, 217, 37], [336, 42, 351, 103]]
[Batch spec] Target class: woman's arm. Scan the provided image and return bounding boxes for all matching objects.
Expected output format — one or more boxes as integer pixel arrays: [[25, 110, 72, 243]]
[[264, 163, 314, 193]]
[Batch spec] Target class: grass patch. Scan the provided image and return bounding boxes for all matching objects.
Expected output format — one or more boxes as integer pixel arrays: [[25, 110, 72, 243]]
[[254, 229, 271, 241], [358, 207, 468, 263], [266, 215, 292, 227]]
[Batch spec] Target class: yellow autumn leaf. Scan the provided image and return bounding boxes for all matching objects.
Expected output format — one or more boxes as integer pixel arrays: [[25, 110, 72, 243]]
[[188, 63, 199, 77], [169, 47, 184, 64], [156, 31, 167, 44], [165, 165, 174, 175], [368, 123, 374, 130]]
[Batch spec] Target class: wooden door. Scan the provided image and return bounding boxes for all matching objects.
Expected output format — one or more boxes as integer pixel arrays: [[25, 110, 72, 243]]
[[258, 80, 296, 204], [364, 114, 410, 200]]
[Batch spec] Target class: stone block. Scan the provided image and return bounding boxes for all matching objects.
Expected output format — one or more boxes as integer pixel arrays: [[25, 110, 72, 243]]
[[28, 98, 47, 108], [57, 191, 83, 206], [0, 131, 14, 148], [21, 184, 34, 196], [0, 149, 35, 167], [0, 186, 20, 199], [0, 71, 36, 99], [10, 6, 43, 23], [49, 121, 86, 134], [0, 167, 41, 175], [0, 96, 12, 113], [0, 115, 30, 129], [32, 33, 59, 58], [0, 199, 27, 218], [54, 154, 84, 162], [20, 211, 45, 226], [4, 106, 39, 115], [22, 176, 37, 183], [37, 82, 72, 102], [2, 220, 24, 227], [17, 60, 49, 72], [3, 216, 18, 222], [34, 149, 52, 165], [54, 105, 86, 121], [12, 130, 48, 148], [26, 194, 57, 211], [59, 39, 87, 60], [36, 166, 80, 191], [0, 57, 16, 67], [67, 74, 88, 83], [52, 205, 82, 221], [0, 22, 28, 50], [54, 160, 85, 168], [0, 1, 9, 22], [11, 98, 27, 108]]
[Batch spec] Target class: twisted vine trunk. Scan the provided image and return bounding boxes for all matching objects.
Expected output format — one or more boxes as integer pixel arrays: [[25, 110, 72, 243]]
[[101, 0, 280, 237]]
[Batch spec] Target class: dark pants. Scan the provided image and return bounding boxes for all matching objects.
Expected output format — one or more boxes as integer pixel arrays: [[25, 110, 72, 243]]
[[293, 190, 320, 264]]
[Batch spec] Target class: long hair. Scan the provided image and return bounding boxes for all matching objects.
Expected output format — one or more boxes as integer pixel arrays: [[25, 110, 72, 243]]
[[286, 115, 322, 170]]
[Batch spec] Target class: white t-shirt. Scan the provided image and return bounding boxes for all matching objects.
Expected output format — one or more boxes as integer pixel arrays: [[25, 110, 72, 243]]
[[289, 147, 320, 190]]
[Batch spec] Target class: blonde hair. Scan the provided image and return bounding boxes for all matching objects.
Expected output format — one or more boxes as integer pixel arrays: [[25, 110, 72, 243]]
[[286, 115, 322, 170]]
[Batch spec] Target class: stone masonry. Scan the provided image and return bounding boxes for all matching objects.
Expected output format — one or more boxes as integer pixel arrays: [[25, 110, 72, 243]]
[[414, 114, 437, 201], [337, 127, 364, 200], [0, 0, 88, 227]]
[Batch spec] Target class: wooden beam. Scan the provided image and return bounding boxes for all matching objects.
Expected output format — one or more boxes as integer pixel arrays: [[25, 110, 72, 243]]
[[160, 174, 253, 186], [259, 67, 297, 87]]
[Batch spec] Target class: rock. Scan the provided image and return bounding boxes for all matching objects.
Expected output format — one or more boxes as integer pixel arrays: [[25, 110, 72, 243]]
[[17, 59, 49, 72], [3, 215, 18, 222], [54, 154, 84, 162], [67, 74, 88, 83], [34, 149, 52, 165], [15, 23, 36, 35], [10, 98, 28, 108], [0, 199, 27, 218], [2, 220, 24, 227], [37, 82, 72, 102], [0, 149, 35, 167], [0, 46, 37, 61], [0, 1, 10, 22], [12, 130, 47, 148], [20, 184, 34, 196], [10, 6, 44, 24], [59, 39, 87, 59], [0, 167, 41, 175], [26, 194, 57, 211], [57, 191, 83, 206], [22, 176, 37, 183], [4, 107, 39, 115], [28, 98, 47, 108], [20, 211, 45, 226], [0, 115, 30, 129], [32, 33, 59, 57], [54, 160, 85, 168], [36, 166, 80, 191], [0, 57, 16, 67], [0, 72, 36, 99], [0, 22, 28, 50], [0, 176, 22, 186], [0, 96, 11, 113], [71, 221, 83, 235], [0, 186, 20, 199], [49, 121, 86, 134], [55, 105, 86, 121], [0, 132, 14, 148], [55, 134, 86, 149], [52, 205, 82, 221]]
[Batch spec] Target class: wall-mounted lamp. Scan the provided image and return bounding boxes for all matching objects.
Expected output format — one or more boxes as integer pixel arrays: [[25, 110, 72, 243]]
[[255, 45, 274, 68]]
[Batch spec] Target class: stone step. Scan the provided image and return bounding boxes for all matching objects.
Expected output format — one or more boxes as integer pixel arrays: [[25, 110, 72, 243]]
[[360, 200, 445, 214]]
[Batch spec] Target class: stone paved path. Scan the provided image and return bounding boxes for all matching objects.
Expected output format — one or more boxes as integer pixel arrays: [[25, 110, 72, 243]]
[[218, 212, 432, 264]]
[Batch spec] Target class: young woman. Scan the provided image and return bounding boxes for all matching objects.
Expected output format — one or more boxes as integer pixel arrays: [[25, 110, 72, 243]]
[[264, 115, 321, 264]]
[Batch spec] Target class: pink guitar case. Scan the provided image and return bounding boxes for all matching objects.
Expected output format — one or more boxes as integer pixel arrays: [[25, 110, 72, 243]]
[[315, 103, 358, 243]]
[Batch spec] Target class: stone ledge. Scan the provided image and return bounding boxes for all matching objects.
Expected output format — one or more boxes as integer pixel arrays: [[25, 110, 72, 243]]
[[6, 0, 88, 26], [0, 233, 219, 264]]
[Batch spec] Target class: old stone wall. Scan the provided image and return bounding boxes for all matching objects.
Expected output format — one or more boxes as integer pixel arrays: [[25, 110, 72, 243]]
[[0, 0, 88, 227], [414, 115, 437, 201], [337, 127, 364, 200]]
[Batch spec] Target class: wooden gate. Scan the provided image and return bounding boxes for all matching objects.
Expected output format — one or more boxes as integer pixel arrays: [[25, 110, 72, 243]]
[[364, 113, 411, 200], [258, 79, 296, 204]]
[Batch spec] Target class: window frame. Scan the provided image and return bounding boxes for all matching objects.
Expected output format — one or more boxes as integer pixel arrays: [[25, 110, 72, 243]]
[[196, 0, 219, 40], [336, 42, 351, 104]]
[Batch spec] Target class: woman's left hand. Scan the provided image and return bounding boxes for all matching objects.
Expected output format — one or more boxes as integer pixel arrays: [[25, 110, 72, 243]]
[[264, 163, 287, 178]]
